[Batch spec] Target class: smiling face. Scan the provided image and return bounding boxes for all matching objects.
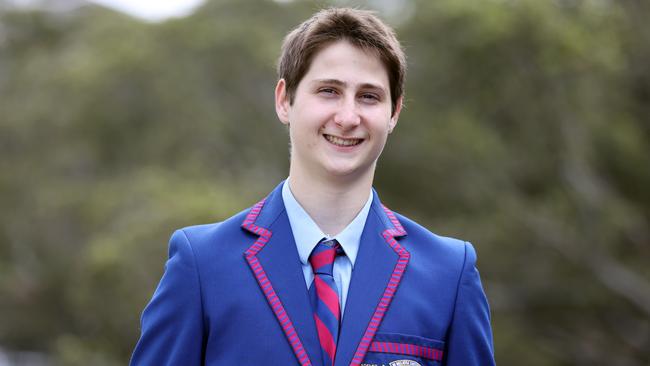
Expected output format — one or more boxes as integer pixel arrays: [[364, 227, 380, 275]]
[[275, 40, 402, 184]]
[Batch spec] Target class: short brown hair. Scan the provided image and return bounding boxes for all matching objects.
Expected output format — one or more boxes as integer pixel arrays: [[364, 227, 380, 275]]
[[277, 8, 406, 116]]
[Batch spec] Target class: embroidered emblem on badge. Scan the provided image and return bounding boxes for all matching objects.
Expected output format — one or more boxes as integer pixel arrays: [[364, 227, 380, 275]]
[[389, 360, 422, 366]]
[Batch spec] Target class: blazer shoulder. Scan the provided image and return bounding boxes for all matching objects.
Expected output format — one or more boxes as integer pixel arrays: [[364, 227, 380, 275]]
[[173, 207, 253, 253], [394, 211, 466, 245], [391, 211, 472, 265]]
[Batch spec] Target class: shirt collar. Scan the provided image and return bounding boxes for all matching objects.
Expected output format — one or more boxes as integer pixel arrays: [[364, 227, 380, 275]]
[[282, 179, 372, 268]]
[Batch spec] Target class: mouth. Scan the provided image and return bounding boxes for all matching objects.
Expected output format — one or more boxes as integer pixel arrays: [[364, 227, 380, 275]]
[[324, 134, 363, 147]]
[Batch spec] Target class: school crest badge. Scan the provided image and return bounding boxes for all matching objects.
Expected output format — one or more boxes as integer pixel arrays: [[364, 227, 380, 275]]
[[389, 360, 422, 366]]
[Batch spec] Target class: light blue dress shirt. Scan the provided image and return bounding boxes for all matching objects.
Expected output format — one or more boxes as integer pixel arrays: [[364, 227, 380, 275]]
[[281, 179, 373, 314]]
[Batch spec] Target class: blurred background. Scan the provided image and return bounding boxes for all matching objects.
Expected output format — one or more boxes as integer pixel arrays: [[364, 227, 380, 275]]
[[1, 0, 649, 365]]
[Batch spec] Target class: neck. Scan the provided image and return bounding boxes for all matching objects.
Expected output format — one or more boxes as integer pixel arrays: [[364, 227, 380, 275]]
[[288, 168, 373, 237]]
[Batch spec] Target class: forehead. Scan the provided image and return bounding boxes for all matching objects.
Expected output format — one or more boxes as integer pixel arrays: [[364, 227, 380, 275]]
[[301, 40, 389, 89]]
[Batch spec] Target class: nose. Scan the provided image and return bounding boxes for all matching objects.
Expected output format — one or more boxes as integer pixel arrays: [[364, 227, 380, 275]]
[[333, 96, 361, 129]]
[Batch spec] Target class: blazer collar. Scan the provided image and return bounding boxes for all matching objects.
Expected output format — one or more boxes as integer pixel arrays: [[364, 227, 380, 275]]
[[242, 182, 409, 366]]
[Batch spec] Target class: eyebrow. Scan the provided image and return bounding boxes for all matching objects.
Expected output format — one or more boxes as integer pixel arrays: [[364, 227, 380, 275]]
[[311, 79, 387, 93]]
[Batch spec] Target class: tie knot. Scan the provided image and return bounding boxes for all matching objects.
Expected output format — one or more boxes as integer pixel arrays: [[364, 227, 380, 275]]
[[309, 239, 340, 276]]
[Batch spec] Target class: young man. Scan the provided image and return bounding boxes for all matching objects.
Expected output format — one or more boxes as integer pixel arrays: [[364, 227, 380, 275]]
[[131, 8, 495, 366]]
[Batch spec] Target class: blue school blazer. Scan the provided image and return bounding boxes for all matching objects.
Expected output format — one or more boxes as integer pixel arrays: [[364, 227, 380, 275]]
[[130, 182, 495, 366]]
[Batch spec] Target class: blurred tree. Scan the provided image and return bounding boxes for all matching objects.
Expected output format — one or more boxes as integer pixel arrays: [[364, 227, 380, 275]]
[[0, 0, 648, 365], [377, 1, 650, 365]]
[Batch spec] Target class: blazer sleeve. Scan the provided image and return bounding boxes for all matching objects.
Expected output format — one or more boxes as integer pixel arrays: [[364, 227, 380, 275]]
[[130, 230, 205, 366], [444, 242, 496, 366]]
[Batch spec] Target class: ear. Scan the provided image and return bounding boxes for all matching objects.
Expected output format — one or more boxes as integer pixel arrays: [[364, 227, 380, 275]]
[[388, 96, 403, 134], [275, 79, 291, 125]]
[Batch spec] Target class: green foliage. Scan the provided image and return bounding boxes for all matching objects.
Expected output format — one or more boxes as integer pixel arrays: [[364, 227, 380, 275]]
[[1, 0, 648, 365]]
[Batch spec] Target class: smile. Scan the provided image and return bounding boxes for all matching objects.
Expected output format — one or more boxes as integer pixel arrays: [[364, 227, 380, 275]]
[[324, 134, 363, 147]]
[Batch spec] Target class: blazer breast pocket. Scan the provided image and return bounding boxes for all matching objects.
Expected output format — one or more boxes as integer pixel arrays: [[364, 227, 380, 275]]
[[361, 333, 445, 366]]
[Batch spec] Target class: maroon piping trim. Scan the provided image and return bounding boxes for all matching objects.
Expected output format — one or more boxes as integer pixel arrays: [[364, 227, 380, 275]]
[[243, 199, 312, 366], [350, 205, 410, 366]]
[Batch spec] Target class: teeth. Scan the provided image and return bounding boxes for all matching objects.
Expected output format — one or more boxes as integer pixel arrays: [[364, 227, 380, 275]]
[[325, 135, 362, 146]]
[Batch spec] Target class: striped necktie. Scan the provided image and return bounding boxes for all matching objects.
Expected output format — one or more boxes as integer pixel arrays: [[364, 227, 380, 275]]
[[309, 239, 342, 366]]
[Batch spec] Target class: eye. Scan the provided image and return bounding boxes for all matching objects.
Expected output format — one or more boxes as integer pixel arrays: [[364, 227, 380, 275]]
[[359, 93, 380, 103], [318, 87, 338, 96]]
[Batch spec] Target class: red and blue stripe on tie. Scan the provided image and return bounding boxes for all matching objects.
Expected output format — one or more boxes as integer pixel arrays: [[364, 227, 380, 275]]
[[309, 239, 342, 366]]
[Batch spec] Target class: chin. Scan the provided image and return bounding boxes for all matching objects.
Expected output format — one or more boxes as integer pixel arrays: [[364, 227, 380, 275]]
[[323, 162, 374, 180]]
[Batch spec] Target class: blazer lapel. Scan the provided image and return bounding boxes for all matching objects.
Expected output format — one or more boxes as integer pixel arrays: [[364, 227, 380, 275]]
[[335, 191, 410, 366], [242, 183, 321, 366]]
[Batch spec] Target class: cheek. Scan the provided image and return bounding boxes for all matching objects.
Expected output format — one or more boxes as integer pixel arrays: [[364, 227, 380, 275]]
[[369, 117, 393, 137], [371, 126, 391, 150], [289, 125, 317, 150], [306, 138, 317, 149]]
